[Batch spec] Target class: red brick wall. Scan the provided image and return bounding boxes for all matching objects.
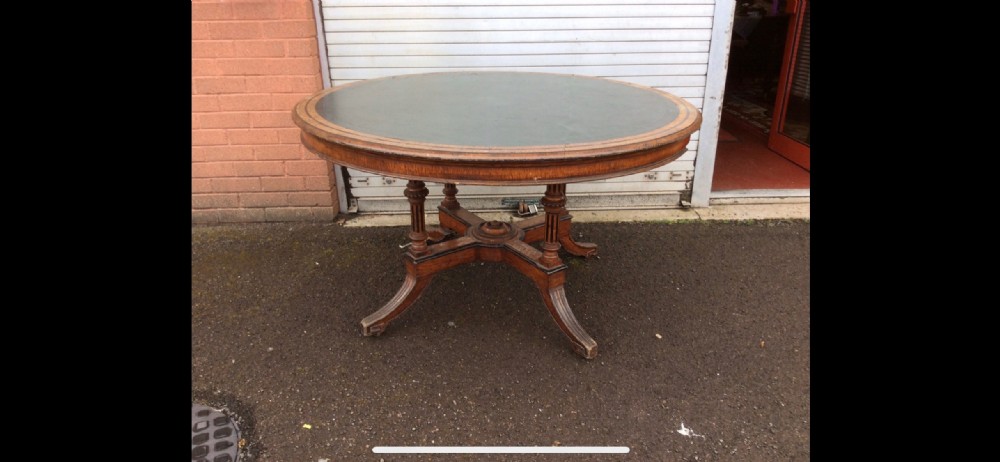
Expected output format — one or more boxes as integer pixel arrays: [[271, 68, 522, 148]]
[[192, 0, 338, 223]]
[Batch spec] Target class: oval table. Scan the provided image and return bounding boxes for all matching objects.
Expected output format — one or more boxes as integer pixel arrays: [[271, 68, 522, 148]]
[[293, 72, 701, 359]]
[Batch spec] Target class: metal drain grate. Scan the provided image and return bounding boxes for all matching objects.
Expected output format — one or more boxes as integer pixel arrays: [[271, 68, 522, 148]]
[[192, 403, 240, 462]]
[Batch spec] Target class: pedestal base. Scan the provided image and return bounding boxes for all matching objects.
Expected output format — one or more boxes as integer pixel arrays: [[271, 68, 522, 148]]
[[360, 183, 599, 359]]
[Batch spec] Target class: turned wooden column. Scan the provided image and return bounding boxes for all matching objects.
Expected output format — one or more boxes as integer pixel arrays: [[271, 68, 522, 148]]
[[404, 180, 430, 255], [540, 184, 566, 267], [441, 183, 460, 210]]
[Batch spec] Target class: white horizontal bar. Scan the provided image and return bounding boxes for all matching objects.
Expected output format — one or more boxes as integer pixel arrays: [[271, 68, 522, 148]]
[[710, 189, 811, 198], [372, 446, 630, 454], [326, 29, 712, 44], [329, 52, 709, 68], [324, 17, 714, 32], [322, 0, 715, 8], [327, 41, 711, 57], [330, 64, 709, 80], [327, 0, 710, 5], [323, 5, 714, 20]]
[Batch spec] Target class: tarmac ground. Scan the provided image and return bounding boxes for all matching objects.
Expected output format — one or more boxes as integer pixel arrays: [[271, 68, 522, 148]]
[[192, 209, 810, 461]]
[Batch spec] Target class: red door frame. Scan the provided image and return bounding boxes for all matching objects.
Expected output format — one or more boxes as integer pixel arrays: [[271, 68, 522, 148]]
[[767, 0, 810, 170]]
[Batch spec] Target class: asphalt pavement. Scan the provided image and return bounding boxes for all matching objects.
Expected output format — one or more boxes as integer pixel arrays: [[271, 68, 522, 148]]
[[192, 211, 810, 461]]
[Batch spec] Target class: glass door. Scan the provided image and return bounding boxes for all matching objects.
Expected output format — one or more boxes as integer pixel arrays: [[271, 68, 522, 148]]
[[768, 0, 810, 170]]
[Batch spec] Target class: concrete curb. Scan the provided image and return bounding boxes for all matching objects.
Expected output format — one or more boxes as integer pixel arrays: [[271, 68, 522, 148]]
[[342, 203, 810, 227]]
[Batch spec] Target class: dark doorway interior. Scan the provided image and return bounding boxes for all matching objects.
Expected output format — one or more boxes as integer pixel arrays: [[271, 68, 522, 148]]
[[713, 0, 809, 191]]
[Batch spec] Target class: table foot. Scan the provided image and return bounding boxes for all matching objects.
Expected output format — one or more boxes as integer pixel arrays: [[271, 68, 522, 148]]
[[559, 232, 598, 258], [538, 284, 599, 359], [360, 269, 435, 336]]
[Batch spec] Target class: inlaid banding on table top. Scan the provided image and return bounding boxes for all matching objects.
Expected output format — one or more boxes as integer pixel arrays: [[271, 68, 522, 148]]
[[292, 72, 701, 160]]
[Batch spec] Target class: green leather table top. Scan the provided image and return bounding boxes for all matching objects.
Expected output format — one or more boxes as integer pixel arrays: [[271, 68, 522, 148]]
[[313, 72, 683, 148]]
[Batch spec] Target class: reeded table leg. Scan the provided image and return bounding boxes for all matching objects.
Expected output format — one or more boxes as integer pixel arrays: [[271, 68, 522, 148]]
[[404, 180, 429, 255], [535, 184, 598, 358], [540, 184, 566, 268], [520, 186, 597, 258], [362, 180, 435, 335], [502, 238, 599, 359], [441, 182, 460, 210]]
